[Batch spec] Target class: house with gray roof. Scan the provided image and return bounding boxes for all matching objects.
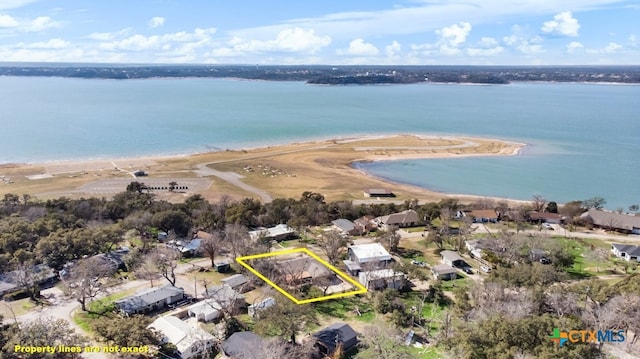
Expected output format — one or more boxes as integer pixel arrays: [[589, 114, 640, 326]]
[[358, 269, 405, 290], [441, 250, 464, 267], [221, 331, 266, 359], [187, 285, 245, 322], [374, 209, 419, 231], [332, 218, 359, 235], [221, 274, 250, 293], [0, 264, 57, 297], [114, 284, 185, 315], [611, 244, 640, 262], [432, 264, 458, 280], [585, 209, 640, 234]]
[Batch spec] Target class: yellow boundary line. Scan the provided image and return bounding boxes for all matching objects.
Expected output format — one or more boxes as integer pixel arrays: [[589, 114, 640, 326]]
[[236, 248, 367, 304]]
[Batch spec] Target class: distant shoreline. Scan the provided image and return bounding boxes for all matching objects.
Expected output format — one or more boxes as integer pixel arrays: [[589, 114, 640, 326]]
[[0, 134, 526, 204]]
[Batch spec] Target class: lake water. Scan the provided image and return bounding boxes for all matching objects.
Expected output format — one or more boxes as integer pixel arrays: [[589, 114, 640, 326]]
[[1, 76, 638, 209]]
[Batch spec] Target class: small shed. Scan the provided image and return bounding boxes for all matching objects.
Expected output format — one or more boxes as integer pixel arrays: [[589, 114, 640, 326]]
[[215, 262, 231, 273]]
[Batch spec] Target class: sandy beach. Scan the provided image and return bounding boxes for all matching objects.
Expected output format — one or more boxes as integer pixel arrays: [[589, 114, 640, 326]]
[[0, 134, 525, 204]]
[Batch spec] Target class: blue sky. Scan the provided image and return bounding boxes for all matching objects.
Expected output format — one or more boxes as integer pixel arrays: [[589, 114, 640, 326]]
[[0, 0, 638, 65]]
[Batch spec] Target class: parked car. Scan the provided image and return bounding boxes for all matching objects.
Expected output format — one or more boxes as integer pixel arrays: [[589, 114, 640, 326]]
[[480, 265, 492, 273], [539, 257, 551, 265], [411, 259, 427, 267], [542, 223, 554, 230], [463, 266, 474, 274]]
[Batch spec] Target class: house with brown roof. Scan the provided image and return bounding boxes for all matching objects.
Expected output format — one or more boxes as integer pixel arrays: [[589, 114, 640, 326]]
[[375, 209, 420, 231], [527, 211, 565, 224], [354, 216, 376, 234]]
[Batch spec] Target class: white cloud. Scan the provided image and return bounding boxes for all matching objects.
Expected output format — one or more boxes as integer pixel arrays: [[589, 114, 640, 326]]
[[0, 0, 39, 10], [467, 46, 503, 56], [0, 14, 59, 32], [566, 41, 583, 53], [585, 42, 623, 55], [503, 25, 545, 55], [86, 28, 132, 41], [17, 38, 69, 49], [0, 14, 19, 28], [212, 27, 331, 57], [436, 21, 472, 47], [385, 40, 401, 57], [541, 11, 580, 37], [605, 42, 622, 53], [100, 27, 216, 52], [479, 37, 499, 47], [337, 38, 379, 56], [148, 17, 165, 29]]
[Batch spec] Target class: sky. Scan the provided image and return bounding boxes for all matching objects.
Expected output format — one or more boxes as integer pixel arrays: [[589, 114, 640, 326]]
[[0, 0, 638, 65]]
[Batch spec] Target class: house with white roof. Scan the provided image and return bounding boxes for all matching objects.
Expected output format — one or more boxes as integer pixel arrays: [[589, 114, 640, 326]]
[[343, 243, 392, 275], [249, 224, 296, 241], [114, 284, 184, 315], [147, 315, 215, 359], [358, 269, 405, 290]]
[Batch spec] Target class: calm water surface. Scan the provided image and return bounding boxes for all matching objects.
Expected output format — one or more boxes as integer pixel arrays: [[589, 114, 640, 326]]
[[1, 77, 638, 208]]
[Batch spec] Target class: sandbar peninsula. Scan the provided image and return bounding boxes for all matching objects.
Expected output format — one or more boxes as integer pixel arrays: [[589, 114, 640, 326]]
[[0, 134, 524, 203]]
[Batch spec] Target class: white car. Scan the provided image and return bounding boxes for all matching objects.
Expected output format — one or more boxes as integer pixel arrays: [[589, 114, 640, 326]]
[[480, 265, 492, 273]]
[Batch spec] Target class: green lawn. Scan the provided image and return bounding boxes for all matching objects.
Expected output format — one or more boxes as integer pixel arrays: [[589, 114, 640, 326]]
[[408, 345, 443, 359], [554, 236, 616, 277], [73, 288, 137, 333]]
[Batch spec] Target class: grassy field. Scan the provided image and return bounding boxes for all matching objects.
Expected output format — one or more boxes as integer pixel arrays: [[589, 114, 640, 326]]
[[72, 288, 138, 333]]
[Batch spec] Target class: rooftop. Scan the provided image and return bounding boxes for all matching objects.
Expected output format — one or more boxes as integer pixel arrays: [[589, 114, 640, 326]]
[[348, 243, 392, 263], [148, 316, 214, 354], [115, 284, 184, 313]]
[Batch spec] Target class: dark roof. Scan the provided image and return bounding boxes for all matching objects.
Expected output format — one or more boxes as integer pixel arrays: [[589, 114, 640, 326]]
[[612, 244, 640, 256], [222, 331, 265, 359], [528, 211, 564, 221], [314, 322, 358, 352]]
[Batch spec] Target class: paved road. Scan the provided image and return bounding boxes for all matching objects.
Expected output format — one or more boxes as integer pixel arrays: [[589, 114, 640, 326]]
[[11, 257, 217, 359], [194, 164, 273, 203]]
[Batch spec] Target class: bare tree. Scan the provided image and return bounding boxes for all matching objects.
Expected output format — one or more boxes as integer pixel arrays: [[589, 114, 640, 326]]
[[62, 256, 116, 312], [587, 247, 610, 273], [317, 230, 348, 265], [378, 228, 401, 253], [356, 323, 413, 359], [225, 223, 251, 258], [531, 194, 547, 212], [149, 247, 180, 286], [136, 257, 162, 287], [2, 317, 89, 357], [199, 230, 225, 268]]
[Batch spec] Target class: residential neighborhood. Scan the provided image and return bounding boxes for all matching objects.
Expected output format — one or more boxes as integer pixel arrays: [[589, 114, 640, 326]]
[[1, 191, 639, 359]]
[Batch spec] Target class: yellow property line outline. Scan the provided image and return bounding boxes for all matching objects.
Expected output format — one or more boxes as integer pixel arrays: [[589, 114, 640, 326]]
[[236, 248, 367, 304]]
